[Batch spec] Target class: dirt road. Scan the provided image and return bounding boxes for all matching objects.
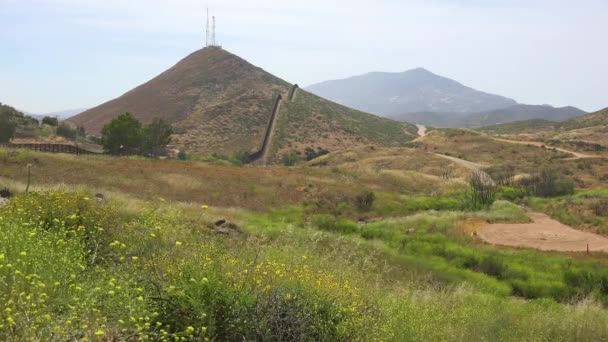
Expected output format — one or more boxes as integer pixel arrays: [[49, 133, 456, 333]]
[[491, 138, 600, 160], [416, 125, 427, 137], [478, 212, 608, 252]]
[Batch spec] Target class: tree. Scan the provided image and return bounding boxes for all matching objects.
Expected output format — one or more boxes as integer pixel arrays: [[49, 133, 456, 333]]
[[41, 116, 59, 126], [0, 112, 16, 143], [142, 118, 172, 157], [101, 113, 143, 155], [56, 123, 78, 140]]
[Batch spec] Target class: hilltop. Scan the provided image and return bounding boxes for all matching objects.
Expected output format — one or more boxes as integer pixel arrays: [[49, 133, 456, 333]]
[[306, 68, 517, 116], [71, 48, 416, 158]]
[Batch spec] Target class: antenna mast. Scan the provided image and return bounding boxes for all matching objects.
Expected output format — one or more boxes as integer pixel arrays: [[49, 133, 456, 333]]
[[205, 7, 210, 47], [204, 6, 221, 48], [212, 15, 216, 46]]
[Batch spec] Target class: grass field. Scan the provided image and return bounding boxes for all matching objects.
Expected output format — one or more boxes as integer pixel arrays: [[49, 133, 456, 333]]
[[2, 146, 608, 340]]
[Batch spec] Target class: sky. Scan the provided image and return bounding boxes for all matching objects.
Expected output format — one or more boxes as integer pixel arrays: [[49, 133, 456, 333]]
[[0, 0, 607, 113]]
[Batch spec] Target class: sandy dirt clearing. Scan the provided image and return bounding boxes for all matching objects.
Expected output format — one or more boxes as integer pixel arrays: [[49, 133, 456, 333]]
[[478, 212, 608, 252]]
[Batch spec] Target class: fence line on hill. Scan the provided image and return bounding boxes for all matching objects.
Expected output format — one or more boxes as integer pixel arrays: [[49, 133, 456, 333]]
[[0, 143, 100, 155]]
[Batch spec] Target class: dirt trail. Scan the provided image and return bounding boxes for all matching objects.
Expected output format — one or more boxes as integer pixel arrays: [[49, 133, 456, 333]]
[[478, 212, 608, 252], [433, 153, 487, 171], [416, 125, 427, 137], [491, 138, 600, 160]]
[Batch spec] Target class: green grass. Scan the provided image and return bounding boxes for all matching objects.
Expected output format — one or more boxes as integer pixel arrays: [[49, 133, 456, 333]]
[[4, 190, 608, 340], [253, 201, 608, 304]]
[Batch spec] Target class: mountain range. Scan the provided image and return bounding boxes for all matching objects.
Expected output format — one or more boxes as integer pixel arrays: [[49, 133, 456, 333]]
[[307, 69, 586, 127], [70, 48, 417, 159]]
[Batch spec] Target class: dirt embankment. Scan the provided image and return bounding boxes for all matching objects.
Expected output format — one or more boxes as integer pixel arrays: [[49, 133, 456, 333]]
[[478, 212, 608, 252]]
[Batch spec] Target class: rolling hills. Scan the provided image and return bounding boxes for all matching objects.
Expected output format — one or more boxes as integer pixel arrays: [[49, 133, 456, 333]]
[[70, 48, 417, 158], [461, 104, 586, 128]]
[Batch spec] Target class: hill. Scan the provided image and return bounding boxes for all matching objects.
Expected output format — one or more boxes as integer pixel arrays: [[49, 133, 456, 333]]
[[478, 119, 557, 135], [557, 107, 608, 130], [71, 48, 416, 158], [393, 104, 585, 128], [462, 104, 585, 128], [306, 68, 517, 117]]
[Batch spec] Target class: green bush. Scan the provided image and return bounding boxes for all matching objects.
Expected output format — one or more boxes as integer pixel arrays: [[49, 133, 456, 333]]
[[521, 169, 575, 198], [177, 150, 188, 160], [497, 186, 528, 201], [281, 151, 299, 166], [312, 214, 359, 234], [41, 116, 58, 126], [56, 123, 80, 140]]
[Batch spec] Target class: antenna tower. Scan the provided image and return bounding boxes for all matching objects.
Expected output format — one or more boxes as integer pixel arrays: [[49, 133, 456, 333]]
[[212, 16, 217, 46], [205, 7, 210, 47]]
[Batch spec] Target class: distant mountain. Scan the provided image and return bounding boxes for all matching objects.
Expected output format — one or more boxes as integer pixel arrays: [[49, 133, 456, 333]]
[[306, 68, 517, 117], [70, 48, 416, 158], [42, 108, 88, 120], [18, 108, 87, 121]]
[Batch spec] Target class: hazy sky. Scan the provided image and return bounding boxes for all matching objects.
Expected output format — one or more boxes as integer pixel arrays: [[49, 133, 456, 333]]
[[1, 0, 607, 113]]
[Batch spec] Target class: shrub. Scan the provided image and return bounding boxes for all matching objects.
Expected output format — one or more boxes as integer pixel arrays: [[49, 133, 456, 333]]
[[520, 169, 575, 198], [304, 147, 330, 161], [487, 165, 516, 186], [496, 186, 528, 201], [591, 199, 608, 217], [56, 123, 79, 140], [0, 112, 16, 143], [312, 214, 359, 234], [355, 190, 375, 212], [467, 171, 497, 209], [0, 187, 12, 198], [282, 152, 299, 166], [477, 255, 506, 278], [177, 150, 188, 160]]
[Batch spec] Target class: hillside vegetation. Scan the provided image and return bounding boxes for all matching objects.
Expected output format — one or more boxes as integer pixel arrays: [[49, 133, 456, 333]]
[[477, 108, 608, 155], [3, 144, 608, 339]]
